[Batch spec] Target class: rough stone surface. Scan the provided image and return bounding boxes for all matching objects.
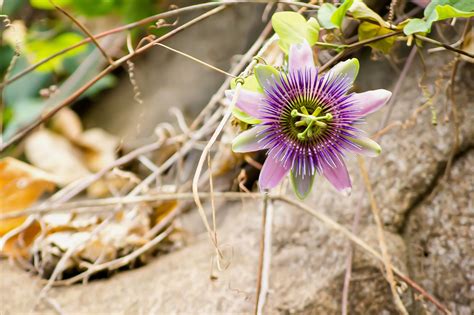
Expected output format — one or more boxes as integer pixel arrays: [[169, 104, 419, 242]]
[[82, 4, 266, 143], [404, 150, 474, 315]]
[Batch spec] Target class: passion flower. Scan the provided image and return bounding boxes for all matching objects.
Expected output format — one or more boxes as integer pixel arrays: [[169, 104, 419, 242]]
[[227, 41, 391, 199]]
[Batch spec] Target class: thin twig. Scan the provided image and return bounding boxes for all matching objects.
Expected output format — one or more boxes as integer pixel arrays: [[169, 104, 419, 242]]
[[0, 192, 262, 220], [154, 43, 236, 77], [0, 5, 226, 151], [415, 34, 474, 59], [191, 28, 276, 260], [50, 226, 173, 286], [380, 46, 418, 128], [358, 157, 408, 315], [50, 0, 114, 65], [342, 44, 418, 315], [320, 31, 404, 72], [275, 195, 451, 315], [0, 0, 319, 88], [255, 192, 272, 315]]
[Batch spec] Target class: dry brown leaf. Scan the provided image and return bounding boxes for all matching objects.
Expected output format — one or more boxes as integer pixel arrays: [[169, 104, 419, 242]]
[[2, 220, 42, 258], [153, 200, 177, 226], [0, 157, 57, 235], [461, 30, 473, 63], [87, 170, 139, 198], [25, 129, 91, 185], [49, 108, 83, 141], [75, 128, 119, 172]]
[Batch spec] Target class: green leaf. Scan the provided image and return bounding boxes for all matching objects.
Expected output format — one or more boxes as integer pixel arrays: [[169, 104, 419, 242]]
[[25, 32, 87, 72], [290, 171, 315, 200], [230, 74, 262, 93], [271, 11, 319, 53], [307, 17, 320, 44], [72, 0, 118, 16], [403, 19, 429, 35], [330, 0, 354, 29], [232, 107, 261, 125], [404, 1, 474, 35], [120, 0, 156, 23], [3, 0, 28, 15], [424, 0, 474, 17], [358, 22, 398, 54], [3, 56, 52, 105], [349, 0, 390, 27], [80, 74, 117, 99], [254, 64, 280, 91], [318, 3, 338, 29], [30, 0, 72, 10], [3, 98, 46, 140]]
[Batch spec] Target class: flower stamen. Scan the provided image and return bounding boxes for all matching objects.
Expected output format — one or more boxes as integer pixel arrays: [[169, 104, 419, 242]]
[[291, 106, 333, 140]]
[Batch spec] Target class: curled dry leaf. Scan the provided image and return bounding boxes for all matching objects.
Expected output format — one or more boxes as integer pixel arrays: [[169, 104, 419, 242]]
[[87, 169, 139, 198], [49, 108, 83, 141], [25, 129, 91, 185], [75, 128, 120, 172], [461, 30, 473, 63], [0, 157, 58, 257]]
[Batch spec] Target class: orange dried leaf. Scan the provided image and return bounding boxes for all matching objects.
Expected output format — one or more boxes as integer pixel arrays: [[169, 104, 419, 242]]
[[0, 157, 57, 235]]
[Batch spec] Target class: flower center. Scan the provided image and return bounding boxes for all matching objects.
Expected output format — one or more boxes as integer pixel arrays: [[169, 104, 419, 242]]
[[290, 106, 333, 140]]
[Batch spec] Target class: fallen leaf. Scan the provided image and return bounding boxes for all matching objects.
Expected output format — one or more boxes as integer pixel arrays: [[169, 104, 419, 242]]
[[49, 108, 83, 141], [87, 169, 139, 198], [461, 30, 473, 63], [2, 220, 42, 258], [25, 129, 91, 185], [75, 128, 119, 172], [0, 157, 57, 235]]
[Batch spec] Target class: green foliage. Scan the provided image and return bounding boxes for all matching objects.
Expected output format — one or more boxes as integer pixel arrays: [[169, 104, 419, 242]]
[[25, 32, 87, 72], [0, 46, 15, 74], [271, 12, 320, 53], [81, 74, 117, 99], [358, 22, 397, 54], [404, 0, 474, 35], [230, 74, 263, 124], [349, 0, 389, 27], [72, 0, 117, 16], [30, 0, 156, 22], [3, 99, 45, 140], [317, 0, 354, 29], [317, 3, 338, 29], [30, 0, 71, 10], [230, 74, 262, 93], [3, 57, 53, 105], [331, 0, 354, 29], [232, 107, 261, 125], [119, 0, 156, 23], [3, 0, 28, 14]]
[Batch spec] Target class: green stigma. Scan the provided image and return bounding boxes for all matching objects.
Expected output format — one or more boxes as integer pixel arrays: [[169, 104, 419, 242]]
[[292, 106, 333, 140]]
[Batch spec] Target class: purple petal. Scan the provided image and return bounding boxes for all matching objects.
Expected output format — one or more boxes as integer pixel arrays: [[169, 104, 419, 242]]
[[232, 126, 266, 153], [290, 171, 315, 199], [351, 89, 392, 117], [288, 40, 315, 72], [225, 89, 265, 119], [259, 154, 290, 189], [321, 155, 351, 194]]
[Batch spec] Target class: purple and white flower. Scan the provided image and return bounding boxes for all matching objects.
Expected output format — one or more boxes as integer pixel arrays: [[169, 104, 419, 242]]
[[226, 41, 392, 199]]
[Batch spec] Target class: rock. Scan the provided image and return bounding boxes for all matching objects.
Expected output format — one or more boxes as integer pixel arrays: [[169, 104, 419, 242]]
[[404, 150, 474, 315], [82, 4, 266, 143]]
